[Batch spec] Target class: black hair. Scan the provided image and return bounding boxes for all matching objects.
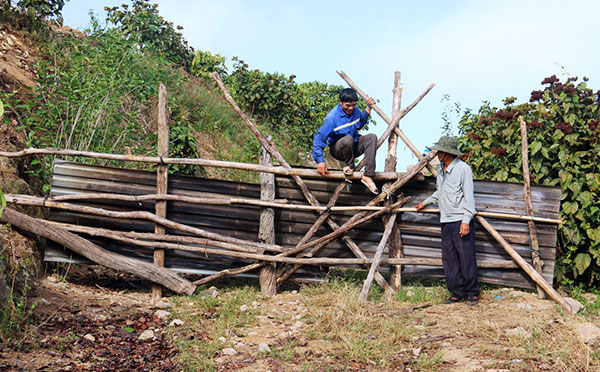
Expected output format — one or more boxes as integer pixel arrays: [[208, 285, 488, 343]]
[[339, 88, 358, 103]]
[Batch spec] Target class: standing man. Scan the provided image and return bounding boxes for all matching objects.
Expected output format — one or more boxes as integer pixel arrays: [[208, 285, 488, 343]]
[[414, 136, 480, 305], [312, 88, 379, 194]]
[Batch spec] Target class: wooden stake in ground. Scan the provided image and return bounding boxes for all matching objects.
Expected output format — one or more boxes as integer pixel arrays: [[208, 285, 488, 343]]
[[359, 213, 397, 302], [386, 71, 404, 291], [476, 215, 575, 314], [259, 137, 277, 296], [0, 208, 195, 295], [519, 116, 544, 299], [153, 83, 169, 299]]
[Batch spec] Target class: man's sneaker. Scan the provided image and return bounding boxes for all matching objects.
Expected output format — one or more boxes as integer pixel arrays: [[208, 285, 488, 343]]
[[466, 295, 479, 306], [444, 296, 463, 304]]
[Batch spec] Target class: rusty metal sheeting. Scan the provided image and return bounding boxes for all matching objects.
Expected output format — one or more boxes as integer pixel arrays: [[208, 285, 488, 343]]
[[47, 161, 560, 289]]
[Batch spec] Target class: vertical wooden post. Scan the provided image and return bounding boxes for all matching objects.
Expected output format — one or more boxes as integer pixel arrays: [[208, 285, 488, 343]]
[[386, 71, 404, 291], [259, 136, 276, 296], [519, 116, 544, 298], [152, 83, 169, 300]]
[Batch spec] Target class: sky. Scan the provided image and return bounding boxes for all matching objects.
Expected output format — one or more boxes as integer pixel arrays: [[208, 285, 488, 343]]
[[62, 0, 600, 171]]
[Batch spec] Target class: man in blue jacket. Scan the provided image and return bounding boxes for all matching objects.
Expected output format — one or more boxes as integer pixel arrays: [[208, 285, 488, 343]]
[[312, 88, 378, 194]]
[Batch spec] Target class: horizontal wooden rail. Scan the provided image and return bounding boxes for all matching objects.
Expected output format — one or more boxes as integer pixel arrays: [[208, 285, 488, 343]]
[[0, 148, 413, 181]]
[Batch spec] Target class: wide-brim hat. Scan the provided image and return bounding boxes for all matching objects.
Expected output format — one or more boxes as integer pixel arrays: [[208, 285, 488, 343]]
[[427, 135, 463, 156]]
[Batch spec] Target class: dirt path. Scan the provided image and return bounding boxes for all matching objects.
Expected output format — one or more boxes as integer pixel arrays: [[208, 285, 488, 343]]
[[1, 267, 599, 371]]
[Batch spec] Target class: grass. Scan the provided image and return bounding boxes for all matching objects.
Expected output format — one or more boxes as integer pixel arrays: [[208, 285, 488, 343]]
[[165, 274, 600, 371]]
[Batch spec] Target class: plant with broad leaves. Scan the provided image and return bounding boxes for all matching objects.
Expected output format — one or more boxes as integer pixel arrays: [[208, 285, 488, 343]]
[[458, 74, 600, 287]]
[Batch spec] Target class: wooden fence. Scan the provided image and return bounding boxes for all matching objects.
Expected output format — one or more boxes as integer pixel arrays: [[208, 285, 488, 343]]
[[45, 160, 560, 289]]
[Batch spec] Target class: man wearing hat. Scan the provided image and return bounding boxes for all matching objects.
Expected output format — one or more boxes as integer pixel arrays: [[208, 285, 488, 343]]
[[415, 136, 480, 305]]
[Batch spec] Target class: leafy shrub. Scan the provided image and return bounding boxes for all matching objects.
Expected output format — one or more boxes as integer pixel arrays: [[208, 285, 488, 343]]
[[105, 0, 194, 70], [458, 75, 600, 287]]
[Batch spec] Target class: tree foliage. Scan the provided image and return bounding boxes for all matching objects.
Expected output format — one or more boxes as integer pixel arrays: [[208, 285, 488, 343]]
[[105, 0, 194, 70], [458, 75, 600, 286]]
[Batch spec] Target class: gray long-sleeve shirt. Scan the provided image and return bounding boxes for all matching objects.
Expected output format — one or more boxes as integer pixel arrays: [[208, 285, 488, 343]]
[[423, 157, 476, 224]]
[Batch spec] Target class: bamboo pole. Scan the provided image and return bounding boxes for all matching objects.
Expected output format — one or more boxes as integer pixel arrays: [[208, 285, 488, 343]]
[[519, 116, 544, 298], [476, 215, 575, 314], [6, 193, 563, 224], [359, 213, 397, 302], [212, 72, 394, 293], [0, 148, 406, 181], [5, 194, 284, 252], [337, 71, 437, 175], [386, 71, 403, 291], [153, 83, 169, 299], [0, 208, 196, 295]]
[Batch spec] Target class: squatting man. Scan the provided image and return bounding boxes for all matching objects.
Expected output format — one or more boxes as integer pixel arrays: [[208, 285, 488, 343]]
[[312, 88, 379, 194]]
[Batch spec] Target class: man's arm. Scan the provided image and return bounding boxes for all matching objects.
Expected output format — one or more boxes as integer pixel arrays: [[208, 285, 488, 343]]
[[459, 165, 476, 236], [312, 119, 333, 176], [357, 97, 376, 129]]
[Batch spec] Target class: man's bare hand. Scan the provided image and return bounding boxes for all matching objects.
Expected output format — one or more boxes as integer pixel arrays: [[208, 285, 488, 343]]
[[414, 202, 426, 212], [317, 162, 327, 176], [459, 222, 470, 237], [365, 96, 376, 114]]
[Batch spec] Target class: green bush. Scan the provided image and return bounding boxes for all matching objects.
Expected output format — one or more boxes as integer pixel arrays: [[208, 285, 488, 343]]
[[458, 75, 600, 287]]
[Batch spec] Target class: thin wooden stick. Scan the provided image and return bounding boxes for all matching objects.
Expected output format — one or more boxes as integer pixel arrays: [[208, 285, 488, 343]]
[[0, 148, 405, 181], [276, 182, 348, 283], [197, 182, 349, 286], [5, 194, 284, 252], [359, 213, 397, 302], [476, 215, 575, 314], [519, 116, 544, 298], [212, 72, 394, 292], [337, 70, 437, 175]]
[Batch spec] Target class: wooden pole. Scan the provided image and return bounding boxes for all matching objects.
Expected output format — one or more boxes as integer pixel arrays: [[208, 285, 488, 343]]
[[476, 215, 575, 314], [0, 148, 406, 181], [337, 70, 437, 175], [386, 71, 403, 291], [0, 208, 195, 295], [7, 193, 563, 225], [153, 83, 169, 299], [259, 137, 277, 296], [212, 72, 394, 293], [46, 221, 277, 253], [359, 213, 397, 302], [519, 116, 545, 299]]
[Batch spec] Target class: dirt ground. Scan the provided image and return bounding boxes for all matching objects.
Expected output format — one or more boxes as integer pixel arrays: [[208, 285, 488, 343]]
[[1, 265, 599, 372]]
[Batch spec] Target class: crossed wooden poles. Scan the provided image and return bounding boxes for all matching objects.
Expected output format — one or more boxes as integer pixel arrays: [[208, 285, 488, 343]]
[[210, 71, 576, 313]]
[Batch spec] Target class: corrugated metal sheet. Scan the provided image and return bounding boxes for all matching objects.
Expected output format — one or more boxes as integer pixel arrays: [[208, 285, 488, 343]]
[[47, 160, 560, 288]]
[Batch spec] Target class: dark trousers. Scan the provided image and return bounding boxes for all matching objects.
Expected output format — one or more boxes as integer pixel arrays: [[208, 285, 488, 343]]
[[330, 134, 377, 177], [441, 220, 479, 298]]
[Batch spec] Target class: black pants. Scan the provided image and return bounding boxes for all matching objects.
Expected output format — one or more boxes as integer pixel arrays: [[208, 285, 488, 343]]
[[330, 134, 377, 177], [441, 220, 479, 298]]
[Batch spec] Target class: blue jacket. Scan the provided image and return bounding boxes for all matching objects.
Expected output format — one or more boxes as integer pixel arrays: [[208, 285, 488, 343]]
[[312, 104, 370, 164]]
